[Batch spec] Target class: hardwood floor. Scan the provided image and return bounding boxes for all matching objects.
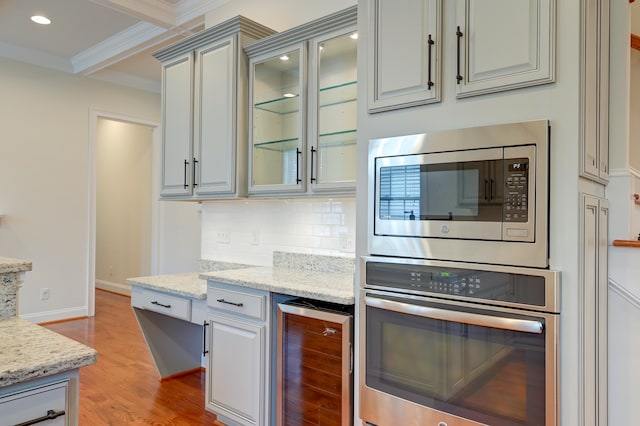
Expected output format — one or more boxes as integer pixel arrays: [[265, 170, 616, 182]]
[[44, 290, 224, 425]]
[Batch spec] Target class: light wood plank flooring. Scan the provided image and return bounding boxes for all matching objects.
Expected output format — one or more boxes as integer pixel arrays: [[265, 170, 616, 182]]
[[44, 289, 224, 425]]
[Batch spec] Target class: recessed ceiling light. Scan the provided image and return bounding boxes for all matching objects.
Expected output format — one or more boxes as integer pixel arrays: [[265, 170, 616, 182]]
[[350, 32, 358, 40], [31, 15, 51, 25], [283, 93, 296, 98], [279, 55, 289, 61]]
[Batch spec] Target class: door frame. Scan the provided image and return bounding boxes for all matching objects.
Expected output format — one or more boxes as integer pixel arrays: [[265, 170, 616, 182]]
[[87, 108, 160, 316]]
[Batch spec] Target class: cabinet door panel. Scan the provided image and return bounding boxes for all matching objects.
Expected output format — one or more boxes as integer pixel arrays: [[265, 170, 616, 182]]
[[207, 315, 264, 425], [161, 53, 194, 197], [455, 0, 554, 98], [195, 37, 236, 195], [367, 0, 441, 112]]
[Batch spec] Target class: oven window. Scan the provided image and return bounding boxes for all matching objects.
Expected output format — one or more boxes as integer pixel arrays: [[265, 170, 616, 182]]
[[366, 304, 547, 426], [378, 160, 503, 222]]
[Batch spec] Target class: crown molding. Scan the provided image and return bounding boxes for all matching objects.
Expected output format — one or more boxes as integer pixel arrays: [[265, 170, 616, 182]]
[[0, 41, 72, 73], [90, 0, 177, 28]]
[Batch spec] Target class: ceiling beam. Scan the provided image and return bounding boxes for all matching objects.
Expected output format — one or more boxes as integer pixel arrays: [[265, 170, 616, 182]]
[[89, 0, 178, 28]]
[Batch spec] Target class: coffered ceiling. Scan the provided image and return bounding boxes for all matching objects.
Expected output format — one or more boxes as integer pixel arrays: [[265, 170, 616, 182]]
[[0, 0, 233, 92]]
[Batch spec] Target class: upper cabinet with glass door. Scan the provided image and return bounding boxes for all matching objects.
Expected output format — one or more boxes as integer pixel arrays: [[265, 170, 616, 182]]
[[245, 6, 358, 196]]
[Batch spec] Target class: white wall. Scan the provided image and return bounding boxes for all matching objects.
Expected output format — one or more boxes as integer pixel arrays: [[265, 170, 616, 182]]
[[0, 57, 160, 322], [96, 119, 153, 292]]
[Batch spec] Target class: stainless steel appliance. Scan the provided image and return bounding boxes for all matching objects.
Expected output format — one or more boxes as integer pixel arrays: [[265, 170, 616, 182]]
[[276, 299, 353, 426], [359, 256, 559, 426], [368, 120, 550, 268]]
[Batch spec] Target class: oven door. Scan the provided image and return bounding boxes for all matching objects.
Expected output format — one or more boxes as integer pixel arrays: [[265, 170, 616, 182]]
[[360, 290, 558, 426]]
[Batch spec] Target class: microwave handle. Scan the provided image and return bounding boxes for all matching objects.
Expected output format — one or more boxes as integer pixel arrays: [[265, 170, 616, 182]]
[[365, 296, 543, 334]]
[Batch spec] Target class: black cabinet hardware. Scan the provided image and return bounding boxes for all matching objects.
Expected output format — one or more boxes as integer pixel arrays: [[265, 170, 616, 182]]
[[427, 34, 435, 89], [203, 321, 209, 356], [183, 159, 189, 189], [456, 26, 463, 84], [151, 301, 171, 309], [310, 146, 317, 183], [193, 157, 198, 187], [15, 409, 66, 426], [296, 148, 302, 184], [216, 298, 244, 307]]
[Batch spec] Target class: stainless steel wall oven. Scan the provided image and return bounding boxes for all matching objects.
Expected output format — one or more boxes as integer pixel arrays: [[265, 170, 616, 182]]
[[359, 256, 560, 426]]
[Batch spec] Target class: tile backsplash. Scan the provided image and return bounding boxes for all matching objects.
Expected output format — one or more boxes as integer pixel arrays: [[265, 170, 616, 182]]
[[200, 197, 356, 266]]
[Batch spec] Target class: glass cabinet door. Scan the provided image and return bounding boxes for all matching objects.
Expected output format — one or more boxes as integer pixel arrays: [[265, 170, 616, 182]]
[[308, 28, 358, 191], [249, 44, 306, 193]]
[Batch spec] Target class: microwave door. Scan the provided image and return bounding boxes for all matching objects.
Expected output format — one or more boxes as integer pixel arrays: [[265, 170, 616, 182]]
[[375, 148, 504, 241]]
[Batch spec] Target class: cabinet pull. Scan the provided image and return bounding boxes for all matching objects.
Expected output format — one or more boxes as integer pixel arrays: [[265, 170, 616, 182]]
[[490, 179, 496, 201], [183, 159, 189, 189], [484, 179, 489, 201], [216, 298, 244, 307], [203, 321, 209, 356], [427, 34, 435, 89], [310, 146, 317, 183], [15, 409, 66, 426], [151, 301, 171, 309], [296, 148, 302, 184], [192, 157, 198, 187], [456, 26, 463, 84]]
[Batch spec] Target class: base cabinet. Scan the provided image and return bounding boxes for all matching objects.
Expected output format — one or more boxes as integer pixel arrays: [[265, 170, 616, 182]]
[[0, 372, 79, 426], [206, 282, 270, 426]]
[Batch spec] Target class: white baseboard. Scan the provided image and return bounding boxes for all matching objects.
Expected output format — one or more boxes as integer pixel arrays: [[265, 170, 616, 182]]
[[96, 279, 131, 296], [22, 306, 89, 324]]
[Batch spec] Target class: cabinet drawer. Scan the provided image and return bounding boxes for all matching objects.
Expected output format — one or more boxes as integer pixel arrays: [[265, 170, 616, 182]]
[[131, 286, 192, 321], [208, 285, 266, 321], [0, 380, 69, 425]]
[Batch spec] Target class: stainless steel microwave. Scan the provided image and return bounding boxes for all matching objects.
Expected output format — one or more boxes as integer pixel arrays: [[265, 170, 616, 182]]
[[368, 120, 550, 268]]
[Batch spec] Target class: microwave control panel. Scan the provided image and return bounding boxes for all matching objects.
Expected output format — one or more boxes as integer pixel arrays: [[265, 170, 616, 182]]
[[504, 158, 529, 222]]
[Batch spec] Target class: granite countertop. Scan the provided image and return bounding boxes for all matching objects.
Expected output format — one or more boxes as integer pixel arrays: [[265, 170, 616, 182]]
[[127, 272, 207, 299], [126, 261, 253, 300], [0, 317, 97, 388], [0, 256, 32, 274], [200, 252, 355, 305]]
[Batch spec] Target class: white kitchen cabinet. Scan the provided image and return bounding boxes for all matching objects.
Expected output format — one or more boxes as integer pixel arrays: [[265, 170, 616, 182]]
[[367, 0, 441, 112], [580, 0, 610, 183], [131, 285, 207, 379], [206, 281, 270, 426], [245, 6, 358, 196], [454, 0, 555, 98], [580, 194, 608, 426], [367, 0, 555, 112], [155, 16, 275, 199], [0, 372, 79, 426]]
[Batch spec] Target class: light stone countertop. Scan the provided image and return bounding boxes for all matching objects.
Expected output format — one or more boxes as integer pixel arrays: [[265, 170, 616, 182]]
[[0, 317, 97, 388], [0, 256, 32, 274], [127, 272, 207, 299], [200, 266, 355, 305], [126, 262, 253, 300]]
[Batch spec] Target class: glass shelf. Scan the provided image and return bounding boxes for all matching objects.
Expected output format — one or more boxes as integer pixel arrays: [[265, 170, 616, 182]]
[[254, 137, 299, 151], [254, 94, 300, 114], [318, 129, 357, 147], [319, 81, 357, 107]]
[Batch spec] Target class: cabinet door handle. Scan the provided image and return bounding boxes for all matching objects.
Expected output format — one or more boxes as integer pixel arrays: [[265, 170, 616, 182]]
[[427, 34, 435, 89], [183, 159, 189, 189], [490, 179, 496, 201], [192, 157, 198, 187], [216, 298, 244, 307], [310, 146, 317, 183], [151, 301, 171, 309], [296, 148, 302, 184], [456, 26, 463, 84], [14, 409, 66, 426], [202, 321, 209, 356], [484, 179, 489, 201]]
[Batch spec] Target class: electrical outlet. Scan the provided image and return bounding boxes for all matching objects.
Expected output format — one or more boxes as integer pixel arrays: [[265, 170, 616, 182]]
[[216, 231, 231, 244], [339, 233, 354, 252], [40, 288, 49, 300]]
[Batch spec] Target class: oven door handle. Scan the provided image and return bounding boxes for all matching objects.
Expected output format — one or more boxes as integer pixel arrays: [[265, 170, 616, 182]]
[[365, 296, 544, 334]]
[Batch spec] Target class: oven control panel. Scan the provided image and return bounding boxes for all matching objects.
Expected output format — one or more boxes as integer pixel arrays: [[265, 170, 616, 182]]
[[366, 261, 546, 307]]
